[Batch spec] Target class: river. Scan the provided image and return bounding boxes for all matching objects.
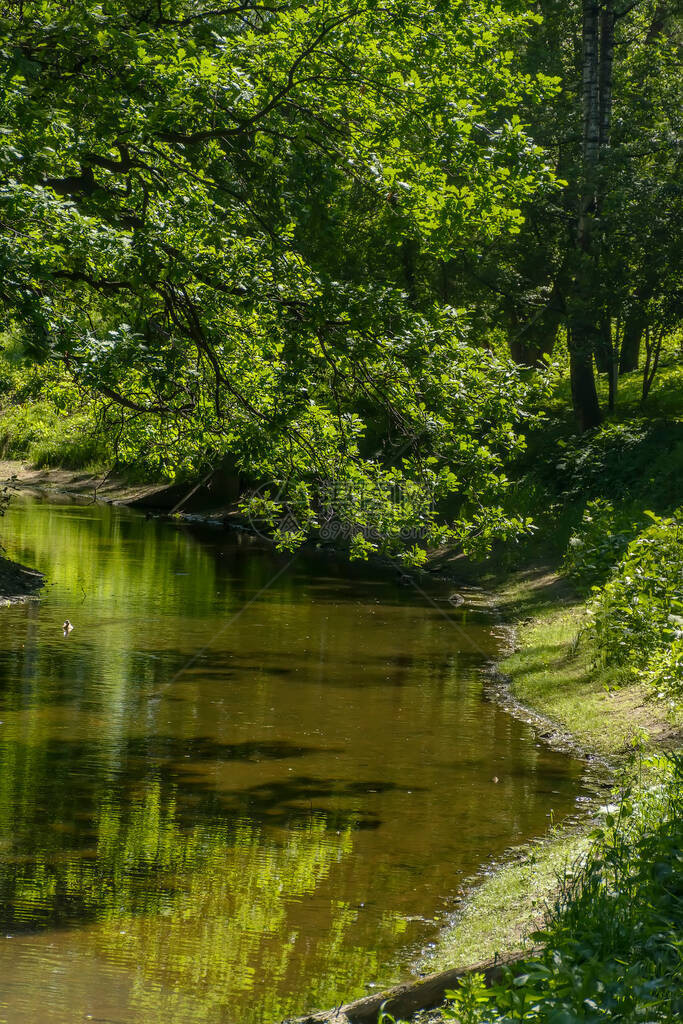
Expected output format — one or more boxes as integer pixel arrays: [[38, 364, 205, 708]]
[[0, 494, 586, 1023]]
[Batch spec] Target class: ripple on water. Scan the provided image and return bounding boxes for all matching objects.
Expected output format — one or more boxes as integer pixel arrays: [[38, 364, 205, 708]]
[[0, 495, 588, 1024]]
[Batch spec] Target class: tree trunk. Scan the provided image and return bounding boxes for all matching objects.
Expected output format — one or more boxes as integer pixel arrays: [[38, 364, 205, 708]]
[[509, 320, 559, 367], [642, 324, 664, 402], [508, 279, 563, 366], [291, 952, 531, 1024], [509, 335, 556, 367], [619, 306, 645, 373], [594, 317, 611, 374], [570, 341, 602, 432], [599, 2, 615, 152], [567, 0, 603, 432], [609, 316, 620, 411], [599, 3, 616, 413], [594, 317, 617, 411]]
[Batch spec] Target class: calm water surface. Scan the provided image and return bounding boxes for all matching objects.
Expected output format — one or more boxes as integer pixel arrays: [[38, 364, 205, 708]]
[[0, 495, 586, 1024]]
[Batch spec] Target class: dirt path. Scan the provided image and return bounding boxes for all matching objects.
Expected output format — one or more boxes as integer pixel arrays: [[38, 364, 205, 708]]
[[0, 460, 244, 521]]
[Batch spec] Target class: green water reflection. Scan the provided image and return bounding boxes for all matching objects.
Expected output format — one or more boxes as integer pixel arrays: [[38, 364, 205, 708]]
[[0, 496, 586, 1024]]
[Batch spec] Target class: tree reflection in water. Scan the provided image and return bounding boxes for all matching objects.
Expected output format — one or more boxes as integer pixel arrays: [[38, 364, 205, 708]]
[[0, 496, 586, 1023]]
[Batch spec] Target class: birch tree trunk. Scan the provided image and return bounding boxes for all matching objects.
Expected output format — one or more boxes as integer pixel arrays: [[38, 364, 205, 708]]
[[599, 2, 615, 153], [600, 3, 619, 407]]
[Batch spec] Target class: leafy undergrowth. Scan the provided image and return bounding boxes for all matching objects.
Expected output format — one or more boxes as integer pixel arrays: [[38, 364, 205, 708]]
[[440, 756, 683, 1024], [587, 510, 683, 701], [394, 757, 683, 1024], [556, 504, 683, 713]]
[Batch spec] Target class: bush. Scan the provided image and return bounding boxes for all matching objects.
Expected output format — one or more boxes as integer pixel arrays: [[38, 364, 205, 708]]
[[531, 420, 683, 511], [588, 510, 683, 672], [0, 401, 108, 469], [644, 638, 683, 704], [562, 499, 639, 589]]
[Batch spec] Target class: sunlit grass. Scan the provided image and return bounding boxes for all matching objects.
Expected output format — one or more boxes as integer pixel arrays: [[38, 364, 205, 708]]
[[498, 573, 682, 756], [421, 825, 589, 973], [548, 336, 683, 425]]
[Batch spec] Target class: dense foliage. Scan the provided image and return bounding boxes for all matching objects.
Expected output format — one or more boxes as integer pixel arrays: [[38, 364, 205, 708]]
[[0, 6, 681, 1023], [588, 511, 683, 693], [452, 0, 683, 427], [562, 499, 637, 588], [2, 2, 680, 560], [514, 365, 683, 702], [0, 0, 567, 563]]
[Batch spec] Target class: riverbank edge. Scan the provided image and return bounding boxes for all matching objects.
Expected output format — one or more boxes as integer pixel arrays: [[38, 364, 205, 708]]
[[0, 553, 44, 605], [413, 566, 681, 983], [0, 459, 180, 508], [3, 460, 681, 1021], [287, 567, 681, 1024]]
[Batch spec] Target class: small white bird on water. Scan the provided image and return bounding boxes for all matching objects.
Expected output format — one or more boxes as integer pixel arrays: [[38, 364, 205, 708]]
[[62, 619, 73, 636]]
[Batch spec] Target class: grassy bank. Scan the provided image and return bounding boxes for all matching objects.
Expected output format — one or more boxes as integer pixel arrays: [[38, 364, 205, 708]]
[[496, 571, 682, 758], [419, 552, 682, 991], [421, 824, 591, 975]]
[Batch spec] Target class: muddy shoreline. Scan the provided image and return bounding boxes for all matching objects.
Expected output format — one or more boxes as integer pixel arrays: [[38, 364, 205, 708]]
[[0, 460, 240, 517], [0, 553, 44, 605]]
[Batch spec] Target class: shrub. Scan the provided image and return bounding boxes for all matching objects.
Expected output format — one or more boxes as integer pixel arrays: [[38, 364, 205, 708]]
[[562, 498, 639, 589], [644, 637, 683, 704], [588, 510, 683, 671], [532, 420, 683, 511]]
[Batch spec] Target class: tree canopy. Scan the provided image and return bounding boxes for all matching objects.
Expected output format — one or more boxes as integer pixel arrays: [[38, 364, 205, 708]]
[[1, 1, 681, 560], [0, 1, 565, 562]]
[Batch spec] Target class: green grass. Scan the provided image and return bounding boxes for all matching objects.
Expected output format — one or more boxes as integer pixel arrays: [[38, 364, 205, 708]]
[[421, 825, 590, 973], [426, 756, 683, 1024], [496, 570, 682, 757], [548, 338, 683, 424], [597, 348, 683, 421], [0, 400, 109, 471]]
